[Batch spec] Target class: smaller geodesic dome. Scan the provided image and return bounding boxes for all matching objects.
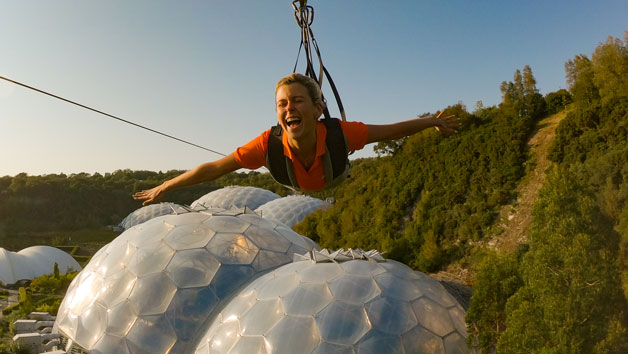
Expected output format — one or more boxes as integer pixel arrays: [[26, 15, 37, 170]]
[[255, 195, 331, 228], [191, 186, 280, 210], [194, 249, 469, 354], [0, 246, 81, 285], [54, 206, 319, 354], [119, 202, 188, 230]]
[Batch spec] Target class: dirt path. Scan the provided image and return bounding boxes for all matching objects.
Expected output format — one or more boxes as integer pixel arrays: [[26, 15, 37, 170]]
[[486, 110, 566, 252]]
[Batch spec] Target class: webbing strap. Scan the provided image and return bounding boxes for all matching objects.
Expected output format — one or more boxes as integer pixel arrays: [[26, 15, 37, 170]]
[[292, 0, 346, 122]]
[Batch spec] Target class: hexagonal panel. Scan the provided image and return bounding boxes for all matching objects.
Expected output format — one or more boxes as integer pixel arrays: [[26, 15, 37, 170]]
[[282, 282, 333, 316], [373, 272, 422, 301], [443, 332, 469, 353], [165, 287, 220, 342], [106, 300, 137, 337], [412, 297, 456, 337], [365, 297, 417, 335], [126, 241, 175, 276], [244, 224, 291, 252], [163, 223, 216, 250], [328, 274, 380, 305], [165, 248, 221, 288], [354, 330, 404, 354], [126, 315, 177, 354], [92, 334, 130, 354], [401, 325, 446, 354], [298, 262, 343, 283], [315, 301, 371, 345], [75, 301, 107, 349], [205, 319, 240, 353], [240, 299, 284, 336], [128, 272, 178, 316], [256, 272, 300, 300], [340, 260, 385, 277], [206, 232, 259, 264], [98, 270, 137, 308], [203, 215, 250, 233], [265, 316, 319, 354], [251, 250, 292, 272]]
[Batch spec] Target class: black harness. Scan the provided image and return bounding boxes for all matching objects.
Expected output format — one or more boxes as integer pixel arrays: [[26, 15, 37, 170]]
[[266, 118, 349, 191]]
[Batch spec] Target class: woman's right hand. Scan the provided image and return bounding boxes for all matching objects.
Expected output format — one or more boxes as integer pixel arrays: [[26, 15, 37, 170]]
[[133, 185, 166, 206]]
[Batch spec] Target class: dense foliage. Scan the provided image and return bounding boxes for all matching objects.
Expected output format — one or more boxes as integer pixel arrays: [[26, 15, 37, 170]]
[[297, 66, 545, 272], [0, 169, 282, 249], [470, 33, 628, 352]]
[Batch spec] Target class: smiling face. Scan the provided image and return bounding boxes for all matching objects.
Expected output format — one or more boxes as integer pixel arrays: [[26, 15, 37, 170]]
[[275, 83, 323, 144]]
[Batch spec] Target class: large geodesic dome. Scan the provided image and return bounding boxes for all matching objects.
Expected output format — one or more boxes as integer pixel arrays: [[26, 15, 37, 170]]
[[118, 202, 189, 230], [255, 195, 331, 228], [0, 246, 81, 285], [53, 207, 319, 354], [194, 249, 469, 354], [191, 186, 280, 210]]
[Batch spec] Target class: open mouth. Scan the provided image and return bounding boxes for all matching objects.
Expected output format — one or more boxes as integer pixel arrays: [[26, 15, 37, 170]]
[[286, 118, 302, 128]]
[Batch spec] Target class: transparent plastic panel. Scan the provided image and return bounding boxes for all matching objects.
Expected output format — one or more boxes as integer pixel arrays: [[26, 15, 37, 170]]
[[125, 314, 177, 354], [128, 272, 178, 316], [340, 260, 385, 277], [239, 298, 284, 336], [298, 262, 344, 283], [373, 273, 422, 301], [99, 270, 137, 308], [229, 336, 267, 354], [165, 286, 219, 342], [443, 332, 470, 354], [255, 273, 300, 300], [208, 264, 256, 299], [265, 316, 319, 354], [354, 330, 403, 354], [311, 342, 355, 354], [56, 311, 79, 340], [207, 319, 240, 354], [238, 213, 278, 229], [364, 297, 417, 335], [160, 212, 210, 228], [96, 241, 136, 278], [126, 241, 175, 276], [203, 215, 250, 233], [448, 305, 468, 337], [163, 223, 217, 250], [379, 260, 421, 280], [91, 334, 131, 354], [165, 248, 221, 288], [68, 272, 104, 316], [315, 301, 370, 345], [251, 250, 292, 272], [219, 287, 258, 323], [245, 225, 291, 252], [282, 282, 333, 316], [401, 325, 446, 354], [206, 232, 259, 265], [106, 300, 137, 337], [412, 297, 456, 337], [415, 278, 458, 308], [75, 301, 107, 349], [328, 274, 381, 305]]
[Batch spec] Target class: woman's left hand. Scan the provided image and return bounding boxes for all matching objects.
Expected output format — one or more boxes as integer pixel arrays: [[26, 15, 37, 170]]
[[433, 111, 459, 136]]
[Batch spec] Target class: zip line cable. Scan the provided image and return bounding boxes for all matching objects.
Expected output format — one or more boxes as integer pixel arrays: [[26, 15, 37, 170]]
[[0, 75, 227, 157]]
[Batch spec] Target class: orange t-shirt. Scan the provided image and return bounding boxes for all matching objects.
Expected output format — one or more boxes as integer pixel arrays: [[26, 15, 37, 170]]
[[234, 120, 369, 191]]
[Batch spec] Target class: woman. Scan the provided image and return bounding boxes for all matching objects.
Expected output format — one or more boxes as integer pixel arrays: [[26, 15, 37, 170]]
[[133, 73, 458, 205]]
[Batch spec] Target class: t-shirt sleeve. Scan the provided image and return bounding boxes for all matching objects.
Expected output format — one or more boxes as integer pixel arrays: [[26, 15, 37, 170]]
[[340, 121, 369, 152], [233, 129, 271, 170]]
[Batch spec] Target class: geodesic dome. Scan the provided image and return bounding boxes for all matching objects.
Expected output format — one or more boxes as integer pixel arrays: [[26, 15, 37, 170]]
[[0, 246, 81, 285], [255, 195, 331, 228], [53, 207, 319, 354], [119, 202, 189, 230], [191, 186, 280, 210], [194, 249, 469, 354]]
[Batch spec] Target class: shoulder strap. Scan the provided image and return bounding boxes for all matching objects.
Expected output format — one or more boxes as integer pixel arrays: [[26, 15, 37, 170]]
[[266, 125, 297, 188], [321, 118, 349, 179]]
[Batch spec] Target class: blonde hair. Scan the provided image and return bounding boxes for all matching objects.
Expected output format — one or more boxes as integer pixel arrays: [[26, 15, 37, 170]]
[[276, 73, 325, 108]]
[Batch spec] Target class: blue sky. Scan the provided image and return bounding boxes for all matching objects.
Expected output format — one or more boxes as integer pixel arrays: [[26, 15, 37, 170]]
[[1, 1, 626, 177]]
